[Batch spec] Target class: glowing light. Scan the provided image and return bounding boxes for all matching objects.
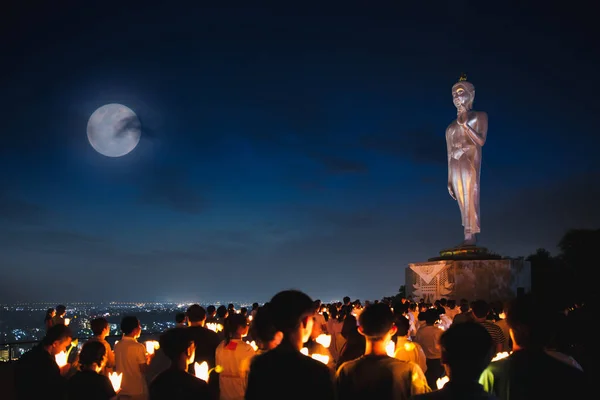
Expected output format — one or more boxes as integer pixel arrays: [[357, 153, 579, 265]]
[[64, 318, 70, 326], [386, 340, 395, 357], [403, 342, 415, 351], [194, 361, 209, 382], [311, 354, 329, 365], [145, 340, 160, 355], [492, 351, 510, 362], [300, 347, 309, 356], [108, 372, 122, 392], [247, 341, 258, 351], [315, 334, 331, 348], [55, 351, 68, 367], [437, 376, 449, 389], [206, 323, 223, 333]]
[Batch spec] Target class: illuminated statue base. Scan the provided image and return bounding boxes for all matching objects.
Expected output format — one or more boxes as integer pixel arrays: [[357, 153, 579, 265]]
[[405, 255, 531, 303]]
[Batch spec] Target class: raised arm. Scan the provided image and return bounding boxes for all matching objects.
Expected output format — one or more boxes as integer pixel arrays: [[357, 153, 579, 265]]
[[462, 111, 488, 147]]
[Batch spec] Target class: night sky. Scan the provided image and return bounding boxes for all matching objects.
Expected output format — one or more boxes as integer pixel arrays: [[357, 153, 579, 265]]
[[1, 2, 599, 303]]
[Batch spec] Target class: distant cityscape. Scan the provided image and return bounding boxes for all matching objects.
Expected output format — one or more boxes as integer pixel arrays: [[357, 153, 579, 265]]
[[0, 301, 256, 362]]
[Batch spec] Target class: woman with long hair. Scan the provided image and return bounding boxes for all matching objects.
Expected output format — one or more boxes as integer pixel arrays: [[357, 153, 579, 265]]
[[215, 314, 255, 400]]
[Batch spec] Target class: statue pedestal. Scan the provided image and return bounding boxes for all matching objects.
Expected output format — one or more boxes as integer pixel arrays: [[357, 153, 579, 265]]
[[405, 247, 531, 303]]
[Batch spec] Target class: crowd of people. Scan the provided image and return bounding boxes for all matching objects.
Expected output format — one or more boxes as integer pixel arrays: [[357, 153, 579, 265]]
[[12, 291, 590, 399]]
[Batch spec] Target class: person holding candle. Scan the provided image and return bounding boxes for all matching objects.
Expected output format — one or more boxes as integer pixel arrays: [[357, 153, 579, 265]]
[[114, 316, 152, 400], [14, 324, 73, 400], [149, 327, 210, 400], [86, 317, 115, 376], [335, 303, 430, 400], [245, 290, 335, 400], [216, 313, 255, 400], [67, 341, 118, 400]]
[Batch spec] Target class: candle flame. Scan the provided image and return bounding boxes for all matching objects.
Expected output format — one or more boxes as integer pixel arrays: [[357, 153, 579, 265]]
[[246, 341, 258, 351], [315, 334, 331, 348], [385, 340, 395, 357], [194, 361, 209, 382], [55, 351, 68, 367], [64, 318, 70, 326], [108, 372, 122, 392], [311, 353, 329, 365], [206, 323, 224, 333], [437, 375, 449, 389], [492, 351, 510, 362], [145, 340, 160, 355], [300, 347, 309, 356]]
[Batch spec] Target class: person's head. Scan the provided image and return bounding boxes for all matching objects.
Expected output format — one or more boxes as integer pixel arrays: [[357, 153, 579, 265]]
[[91, 317, 110, 338], [45, 308, 55, 321], [216, 305, 228, 319], [440, 298, 447, 307], [227, 303, 235, 312], [78, 341, 107, 372], [459, 298, 470, 313], [471, 299, 490, 320], [440, 321, 493, 381], [395, 315, 410, 337], [424, 308, 440, 325], [269, 290, 315, 346], [358, 303, 397, 342], [250, 305, 283, 351], [506, 294, 544, 350], [160, 328, 196, 366], [343, 296, 351, 305], [186, 304, 206, 326], [224, 313, 249, 345], [452, 76, 475, 111], [41, 324, 73, 355], [120, 316, 141, 338], [56, 304, 66, 317], [240, 307, 248, 317], [207, 305, 216, 317], [447, 299, 456, 310], [252, 302, 259, 311], [175, 312, 187, 325]]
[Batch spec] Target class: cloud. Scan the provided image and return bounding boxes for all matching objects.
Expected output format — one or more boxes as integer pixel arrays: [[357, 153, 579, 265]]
[[360, 126, 447, 165], [138, 165, 205, 214], [0, 194, 50, 225]]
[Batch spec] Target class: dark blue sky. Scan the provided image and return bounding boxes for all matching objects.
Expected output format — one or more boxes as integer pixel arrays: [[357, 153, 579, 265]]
[[1, 1, 598, 303]]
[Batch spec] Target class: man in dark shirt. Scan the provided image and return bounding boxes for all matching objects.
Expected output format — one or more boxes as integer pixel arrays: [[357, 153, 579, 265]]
[[336, 303, 430, 400], [245, 290, 334, 400], [185, 304, 221, 397], [149, 327, 211, 400], [14, 324, 73, 400]]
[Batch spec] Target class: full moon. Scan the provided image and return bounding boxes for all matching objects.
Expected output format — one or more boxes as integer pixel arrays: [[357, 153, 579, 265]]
[[87, 103, 141, 157]]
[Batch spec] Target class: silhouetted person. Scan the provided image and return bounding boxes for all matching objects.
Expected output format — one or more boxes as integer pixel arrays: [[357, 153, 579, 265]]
[[14, 324, 73, 400], [412, 322, 495, 399], [245, 290, 334, 400], [480, 294, 588, 399], [336, 303, 430, 400], [149, 328, 211, 400], [67, 341, 117, 400]]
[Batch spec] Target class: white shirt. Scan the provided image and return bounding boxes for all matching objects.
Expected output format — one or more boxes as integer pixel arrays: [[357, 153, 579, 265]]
[[114, 336, 148, 397], [216, 339, 255, 400]]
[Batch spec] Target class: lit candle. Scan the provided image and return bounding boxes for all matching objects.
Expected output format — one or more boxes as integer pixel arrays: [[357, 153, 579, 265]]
[[246, 341, 258, 351], [145, 340, 159, 355], [64, 318, 70, 326], [315, 334, 331, 348], [436, 376, 449, 389], [194, 361, 209, 382], [491, 351, 510, 362], [55, 351, 68, 367], [300, 347, 309, 356], [108, 372, 122, 392], [385, 340, 395, 357], [311, 353, 329, 365]]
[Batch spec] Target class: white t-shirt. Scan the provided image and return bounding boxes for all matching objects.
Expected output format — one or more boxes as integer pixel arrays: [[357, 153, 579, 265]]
[[114, 336, 148, 397], [216, 339, 256, 400]]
